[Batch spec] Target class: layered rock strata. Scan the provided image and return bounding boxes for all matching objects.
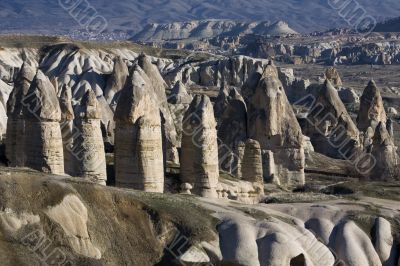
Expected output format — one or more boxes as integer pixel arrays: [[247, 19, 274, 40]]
[[114, 66, 164, 192], [180, 95, 219, 197], [22, 70, 64, 174]]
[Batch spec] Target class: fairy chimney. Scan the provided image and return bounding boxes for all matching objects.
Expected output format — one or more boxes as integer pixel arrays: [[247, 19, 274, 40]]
[[370, 122, 399, 180], [114, 66, 164, 192], [357, 80, 387, 133], [22, 70, 64, 174], [180, 95, 219, 198], [75, 89, 107, 185], [6, 62, 36, 166], [245, 63, 305, 186]]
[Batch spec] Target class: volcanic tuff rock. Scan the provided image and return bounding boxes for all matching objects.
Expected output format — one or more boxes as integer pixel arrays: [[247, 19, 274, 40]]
[[373, 217, 398, 266], [114, 66, 164, 192], [357, 80, 387, 133], [5, 62, 36, 167], [104, 56, 129, 110], [338, 87, 360, 105], [324, 67, 343, 87], [137, 54, 179, 163], [332, 221, 382, 266], [217, 87, 248, 175], [180, 95, 219, 198], [167, 81, 192, 147], [241, 139, 263, 185], [75, 90, 107, 185], [165, 56, 268, 89], [22, 70, 64, 174], [304, 80, 360, 160], [59, 84, 76, 176], [369, 122, 399, 180], [245, 63, 305, 186], [133, 20, 298, 42], [168, 80, 192, 105]]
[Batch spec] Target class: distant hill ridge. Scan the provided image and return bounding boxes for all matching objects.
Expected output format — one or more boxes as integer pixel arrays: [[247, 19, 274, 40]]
[[132, 20, 298, 42], [374, 17, 400, 32]]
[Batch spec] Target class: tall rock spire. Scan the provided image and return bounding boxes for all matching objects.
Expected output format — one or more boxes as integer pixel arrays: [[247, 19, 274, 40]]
[[245, 63, 305, 186], [22, 70, 64, 174], [104, 56, 129, 110], [181, 95, 219, 197], [6, 62, 36, 167], [114, 65, 164, 192], [357, 80, 387, 132], [75, 89, 107, 185], [305, 79, 360, 160]]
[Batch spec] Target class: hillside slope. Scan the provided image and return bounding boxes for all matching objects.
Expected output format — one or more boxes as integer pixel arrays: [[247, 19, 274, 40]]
[[0, 0, 399, 37]]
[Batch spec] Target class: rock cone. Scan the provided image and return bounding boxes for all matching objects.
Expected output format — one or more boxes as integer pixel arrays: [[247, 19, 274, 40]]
[[357, 80, 387, 133], [6, 62, 36, 167], [180, 95, 219, 197], [305, 80, 360, 160], [22, 70, 64, 174], [114, 66, 164, 192], [245, 63, 305, 186], [75, 89, 107, 185]]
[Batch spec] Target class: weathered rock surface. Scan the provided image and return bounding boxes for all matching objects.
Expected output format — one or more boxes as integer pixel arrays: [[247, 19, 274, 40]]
[[357, 80, 387, 133], [218, 216, 335, 266], [217, 88, 248, 175], [168, 80, 192, 105], [370, 122, 399, 180], [22, 70, 64, 174], [338, 87, 360, 105], [114, 66, 164, 192], [245, 63, 305, 186], [304, 80, 361, 160], [137, 54, 178, 163], [59, 84, 76, 175], [6, 63, 36, 166], [133, 20, 297, 42], [180, 95, 219, 197], [165, 56, 269, 89], [331, 221, 382, 266], [0, 167, 398, 265], [325, 67, 343, 87], [45, 194, 101, 259], [241, 139, 263, 191], [373, 217, 398, 266], [168, 81, 192, 151], [75, 90, 107, 185], [104, 56, 129, 110]]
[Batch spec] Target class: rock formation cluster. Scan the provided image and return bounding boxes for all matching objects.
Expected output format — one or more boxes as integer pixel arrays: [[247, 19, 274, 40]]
[[3, 45, 400, 203]]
